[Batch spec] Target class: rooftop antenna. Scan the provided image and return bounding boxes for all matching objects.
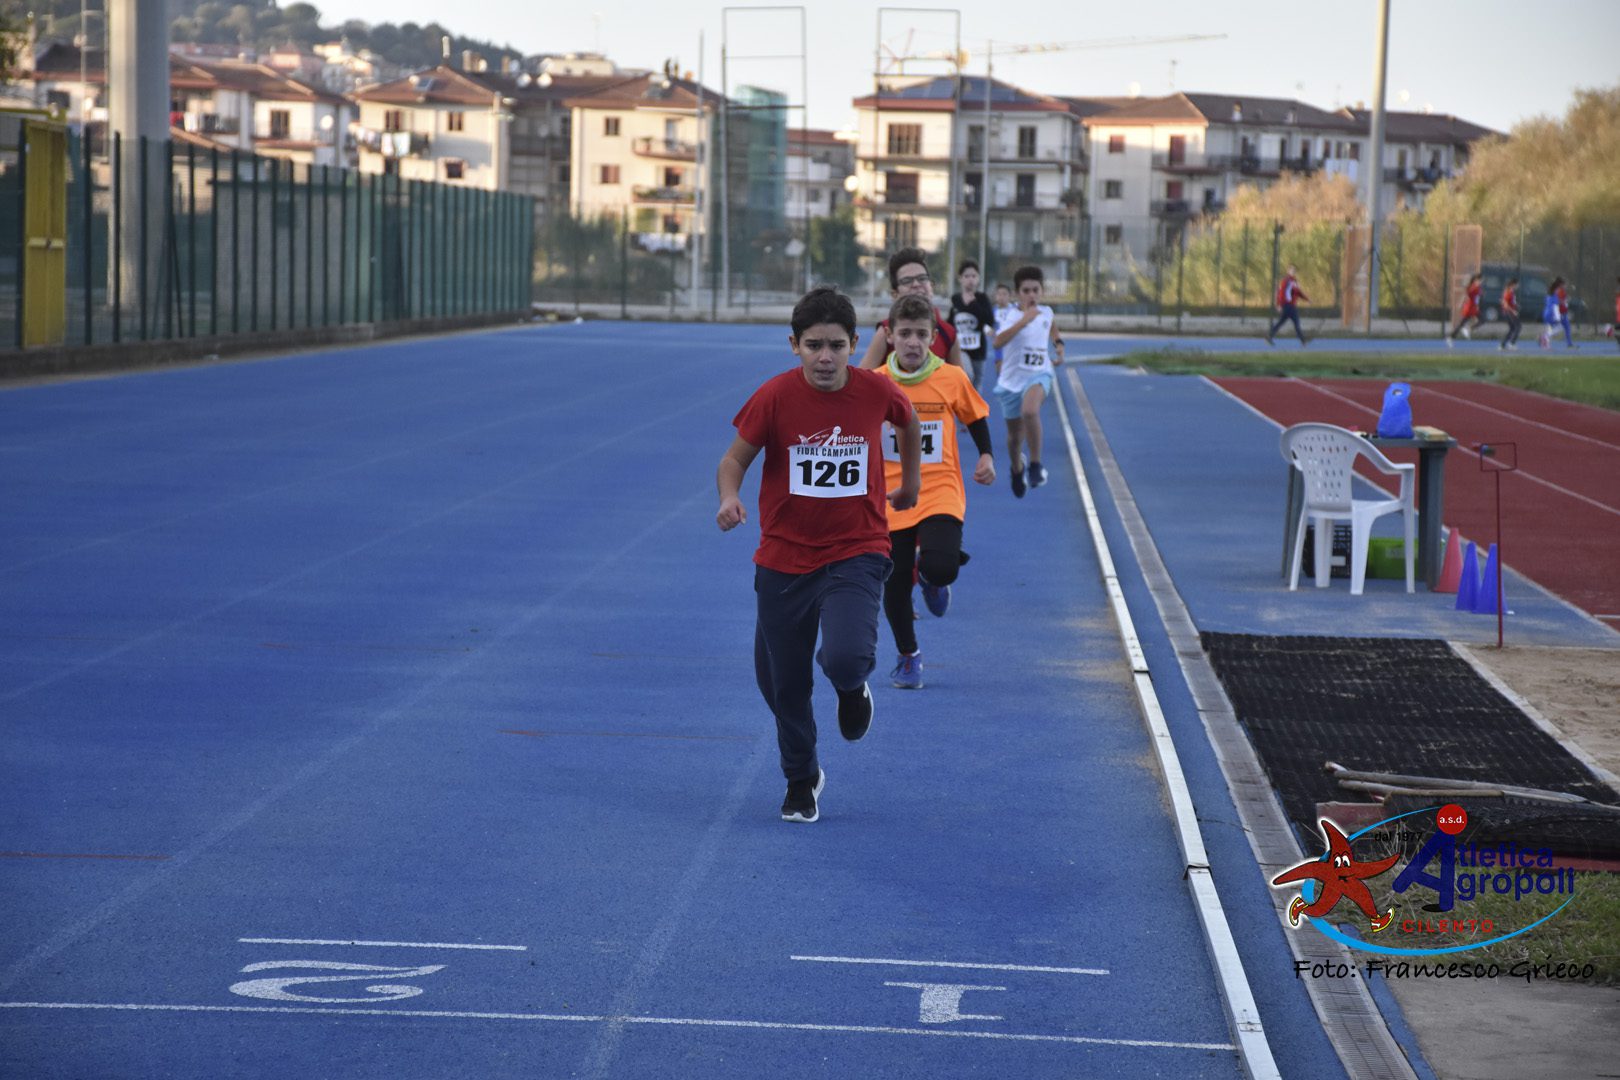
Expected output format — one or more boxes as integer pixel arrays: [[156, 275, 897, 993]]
[[1168, 57, 1176, 91]]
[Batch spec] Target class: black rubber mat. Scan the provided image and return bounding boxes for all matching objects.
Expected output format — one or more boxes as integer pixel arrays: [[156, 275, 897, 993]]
[[1201, 633, 1620, 855]]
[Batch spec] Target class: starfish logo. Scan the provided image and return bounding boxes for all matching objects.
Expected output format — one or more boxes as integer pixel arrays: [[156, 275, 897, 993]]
[[1272, 819, 1399, 933]]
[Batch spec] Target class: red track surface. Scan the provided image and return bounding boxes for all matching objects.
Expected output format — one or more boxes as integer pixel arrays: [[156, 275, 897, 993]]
[[1213, 377, 1620, 628]]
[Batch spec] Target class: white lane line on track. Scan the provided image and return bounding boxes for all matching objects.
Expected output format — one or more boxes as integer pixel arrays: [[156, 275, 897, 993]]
[[791, 956, 1107, 975], [1291, 378, 1620, 518], [238, 939, 526, 952], [0, 1002, 1236, 1051], [1414, 384, 1620, 454], [1054, 371, 1280, 1080]]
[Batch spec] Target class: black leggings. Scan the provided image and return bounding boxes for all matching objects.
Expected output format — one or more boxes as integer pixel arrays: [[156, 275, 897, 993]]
[[1502, 312, 1521, 345], [884, 514, 964, 656]]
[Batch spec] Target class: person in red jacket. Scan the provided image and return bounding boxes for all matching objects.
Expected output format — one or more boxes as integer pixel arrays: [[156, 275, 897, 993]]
[[1266, 265, 1309, 346], [1446, 273, 1483, 346], [1498, 277, 1521, 351]]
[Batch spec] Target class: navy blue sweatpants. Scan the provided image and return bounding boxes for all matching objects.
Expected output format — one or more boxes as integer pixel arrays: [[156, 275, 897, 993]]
[[753, 553, 891, 781]]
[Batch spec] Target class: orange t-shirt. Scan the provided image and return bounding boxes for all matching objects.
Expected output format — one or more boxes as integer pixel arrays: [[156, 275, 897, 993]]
[[880, 361, 991, 532]]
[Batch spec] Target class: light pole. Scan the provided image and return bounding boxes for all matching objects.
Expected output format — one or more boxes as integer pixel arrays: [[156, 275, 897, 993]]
[[1366, 0, 1391, 330]]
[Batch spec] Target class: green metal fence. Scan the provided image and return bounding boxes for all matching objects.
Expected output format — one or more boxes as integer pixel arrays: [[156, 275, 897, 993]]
[[2, 132, 533, 350]]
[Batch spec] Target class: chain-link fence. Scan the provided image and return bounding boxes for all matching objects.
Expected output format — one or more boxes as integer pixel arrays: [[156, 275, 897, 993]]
[[1, 130, 532, 351]]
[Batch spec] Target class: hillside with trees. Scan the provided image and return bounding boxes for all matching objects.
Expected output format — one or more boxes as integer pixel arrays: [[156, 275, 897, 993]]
[[0, 0, 524, 74]]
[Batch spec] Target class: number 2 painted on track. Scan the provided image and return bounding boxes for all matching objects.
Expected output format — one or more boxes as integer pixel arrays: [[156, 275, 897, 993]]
[[229, 960, 446, 1003]]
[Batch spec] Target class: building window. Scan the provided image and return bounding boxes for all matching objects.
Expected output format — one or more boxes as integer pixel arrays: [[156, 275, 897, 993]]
[[967, 125, 984, 162], [1168, 134, 1186, 165], [1108, 134, 1125, 154], [884, 171, 919, 205], [383, 109, 405, 133], [444, 159, 465, 180], [663, 213, 681, 233], [1015, 173, 1035, 208], [1166, 180, 1184, 200], [1103, 180, 1123, 199], [558, 163, 571, 184], [604, 116, 620, 136], [447, 111, 464, 132], [884, 215, 918, 250], [887, 123, 922, 156], [1017, 126, 1037, 158], [1105, 224, 1123, 245], [560, 115, 572, 140], [269, 109, 290, 139], [964, 171, 982, 210], [663, 166, 683, 187], [599, 164, 620, 184]]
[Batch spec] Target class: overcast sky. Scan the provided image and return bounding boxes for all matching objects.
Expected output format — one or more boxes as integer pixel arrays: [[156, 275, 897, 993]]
[[318, 0, 1617, 135]]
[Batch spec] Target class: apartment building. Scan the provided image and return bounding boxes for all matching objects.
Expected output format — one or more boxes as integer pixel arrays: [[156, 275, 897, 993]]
[[1081, 92, 1495, 267], [567, 69, 725, 252], [26, 43, 352, 167], [851, 75, 1086, 286], [785, 128, 856, 223], [350, 66, 510, 187]]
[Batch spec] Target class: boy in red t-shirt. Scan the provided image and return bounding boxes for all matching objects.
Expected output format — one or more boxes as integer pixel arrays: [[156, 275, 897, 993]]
[[858, 247, 965, 370], [718, 286, 922, 823]]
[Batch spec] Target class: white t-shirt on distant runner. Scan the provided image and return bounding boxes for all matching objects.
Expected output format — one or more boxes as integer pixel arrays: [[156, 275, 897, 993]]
[[995, 304, 1054, 394]]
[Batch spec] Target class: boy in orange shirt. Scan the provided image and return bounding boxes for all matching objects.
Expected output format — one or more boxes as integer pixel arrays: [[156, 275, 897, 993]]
[[878, 294, 996, 689]]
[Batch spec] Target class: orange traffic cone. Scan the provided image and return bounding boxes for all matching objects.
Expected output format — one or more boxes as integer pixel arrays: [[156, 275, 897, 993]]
[[1434, 526, 1465, 593]]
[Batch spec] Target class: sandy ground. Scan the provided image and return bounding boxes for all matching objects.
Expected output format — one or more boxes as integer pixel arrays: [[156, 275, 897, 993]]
[[1464, 644, 1620, 786]]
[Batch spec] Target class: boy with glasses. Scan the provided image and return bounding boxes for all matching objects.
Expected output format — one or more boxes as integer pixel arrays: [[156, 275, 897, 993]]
[[859, 247, 964, 370]]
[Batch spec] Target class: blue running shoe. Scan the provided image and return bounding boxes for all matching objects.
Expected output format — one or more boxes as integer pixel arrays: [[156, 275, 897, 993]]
[[920, 580, 951, 617], [889, 653, 923, 690], [1027, 461, 1048, 488]]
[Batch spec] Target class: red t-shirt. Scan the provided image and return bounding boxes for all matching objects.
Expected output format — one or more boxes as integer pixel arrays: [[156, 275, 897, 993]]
[[733, 366, 914, 574], [1503, 285, 1518, 315]]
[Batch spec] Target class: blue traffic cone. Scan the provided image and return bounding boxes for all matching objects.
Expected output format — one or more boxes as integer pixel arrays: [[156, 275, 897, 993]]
[[1455, 542, 1479, 612], [1474, 543, 1501, 615]]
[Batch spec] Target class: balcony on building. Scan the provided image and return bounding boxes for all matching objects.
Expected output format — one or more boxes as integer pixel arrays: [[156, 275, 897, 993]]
[[1279, 155, 1318, 176], [963, 144, 1087, 169], [632, 184, 696, 204], [354, 128, 432, 158], [1384, 165, 1449, 190], [632, 135, 698, 161], [1150, 198, 1192, 217], [512, 132, 569, 156], [1151, 150, 1220, 174], [181, 112, 240, 136]]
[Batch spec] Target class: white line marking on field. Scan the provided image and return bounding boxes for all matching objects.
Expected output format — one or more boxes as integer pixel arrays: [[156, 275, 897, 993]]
[[885, 982, 1006, 1024], [0, 1001, 1236, 1051], [791, 955, 1107, 976], [238, 938, 526, 952]]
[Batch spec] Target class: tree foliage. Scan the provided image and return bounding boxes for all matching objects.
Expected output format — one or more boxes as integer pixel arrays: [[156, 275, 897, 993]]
[[1445, 84, 1620, 232]]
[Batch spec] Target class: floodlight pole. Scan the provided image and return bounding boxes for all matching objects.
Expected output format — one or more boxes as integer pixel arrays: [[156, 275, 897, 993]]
[[978, 42, 991, 273], [1365, 0, 1390, 331]]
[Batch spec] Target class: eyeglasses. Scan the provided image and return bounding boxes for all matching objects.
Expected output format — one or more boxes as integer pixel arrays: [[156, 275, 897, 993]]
[[896, 273, 931, 288]]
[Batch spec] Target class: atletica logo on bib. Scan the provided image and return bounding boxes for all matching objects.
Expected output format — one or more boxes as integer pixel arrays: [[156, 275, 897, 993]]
[[790, 426, 868, 498]]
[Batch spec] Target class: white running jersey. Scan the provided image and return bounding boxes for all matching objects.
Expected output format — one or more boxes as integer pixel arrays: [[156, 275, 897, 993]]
[[995, 305, 1054, 393]]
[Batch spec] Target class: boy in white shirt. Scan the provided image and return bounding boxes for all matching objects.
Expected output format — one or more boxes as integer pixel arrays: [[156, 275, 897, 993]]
[[989, 265, 1064, 498]]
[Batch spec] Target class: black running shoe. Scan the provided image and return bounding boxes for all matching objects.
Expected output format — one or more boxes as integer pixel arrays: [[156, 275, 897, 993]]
[[781, 769, 825, 823], [1010, 467, 1026, 499], [837, 682, 873, 741]]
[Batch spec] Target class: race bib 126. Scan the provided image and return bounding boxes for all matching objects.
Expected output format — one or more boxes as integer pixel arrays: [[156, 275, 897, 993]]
[[789, 441, 867, 498]]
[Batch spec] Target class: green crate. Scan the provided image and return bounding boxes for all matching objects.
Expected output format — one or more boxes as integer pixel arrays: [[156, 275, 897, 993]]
[[1366, 537, 1410, 579]]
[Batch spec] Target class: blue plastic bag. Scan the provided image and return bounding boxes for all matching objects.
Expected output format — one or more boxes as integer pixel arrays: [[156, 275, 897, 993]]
[[1376, 382, 1413, 439]]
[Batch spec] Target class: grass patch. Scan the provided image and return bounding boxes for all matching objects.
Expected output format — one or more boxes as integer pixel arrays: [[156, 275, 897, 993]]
[[1112, 348, 1620, 410], [1359, 869, 1620, 986]]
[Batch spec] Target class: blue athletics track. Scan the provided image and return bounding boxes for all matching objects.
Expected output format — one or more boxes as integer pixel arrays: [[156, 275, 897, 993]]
[[0, 322, 1377, 1079]]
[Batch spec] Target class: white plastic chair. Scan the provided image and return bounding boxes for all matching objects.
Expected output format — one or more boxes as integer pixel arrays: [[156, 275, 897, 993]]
[[1280, 423, 1415, 596]]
